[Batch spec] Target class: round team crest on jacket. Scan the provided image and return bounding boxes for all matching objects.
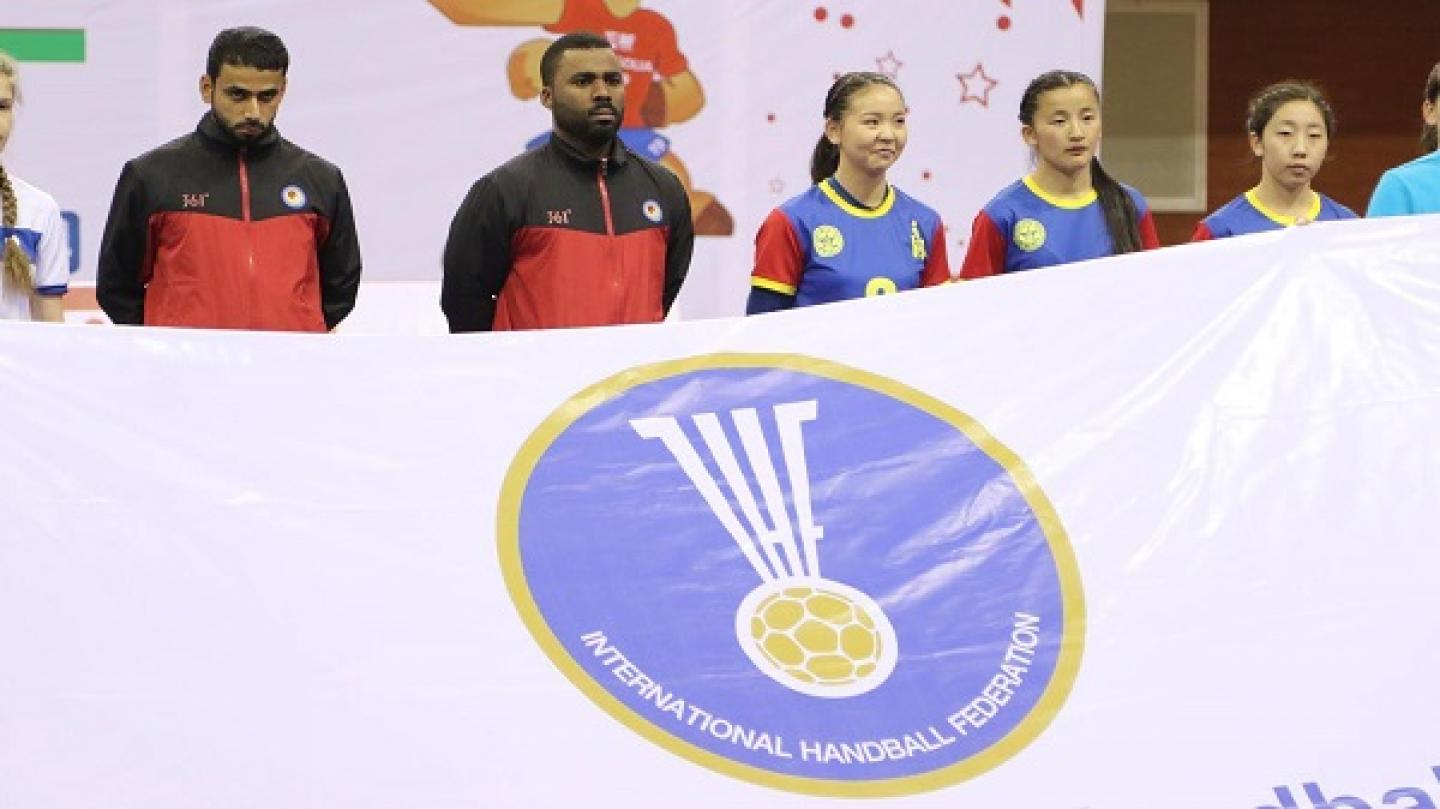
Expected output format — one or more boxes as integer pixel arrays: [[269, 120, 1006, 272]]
[[499, 354, 1086, 797], [642, 199, 664, 223], [1013, 218, 1047, 252], [281, 185, 308, 210], [812, 225, 845, 258]]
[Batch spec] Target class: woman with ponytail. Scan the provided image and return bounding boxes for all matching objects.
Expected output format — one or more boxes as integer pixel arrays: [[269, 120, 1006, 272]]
[[747, 72, 950, 313], [0, 52, 68, 322], [1193, 81, 1354, 240], [959, 70, 1157, 279], [1367, 62, 1440, 217]]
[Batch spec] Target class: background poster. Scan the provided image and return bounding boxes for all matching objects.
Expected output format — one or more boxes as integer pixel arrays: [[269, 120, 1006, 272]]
[[2, 0, 1101, 319]]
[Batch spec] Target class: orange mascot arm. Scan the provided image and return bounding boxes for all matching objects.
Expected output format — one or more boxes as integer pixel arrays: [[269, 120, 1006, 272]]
[[427, 0, 565, 25]]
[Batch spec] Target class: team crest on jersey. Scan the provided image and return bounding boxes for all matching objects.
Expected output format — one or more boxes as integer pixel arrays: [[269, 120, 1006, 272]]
[[1013, 219, 1046, 252], [910, 220, 927, 260], [812, 225, 845, 258], [499, 354, 1085, 797], [642, 199, 664, 223], [281, 185, 308, 210]]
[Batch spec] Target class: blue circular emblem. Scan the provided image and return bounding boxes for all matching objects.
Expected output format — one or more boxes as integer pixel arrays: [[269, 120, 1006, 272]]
[[280, 184, 307, 210], [500, 354, 1084, 796]]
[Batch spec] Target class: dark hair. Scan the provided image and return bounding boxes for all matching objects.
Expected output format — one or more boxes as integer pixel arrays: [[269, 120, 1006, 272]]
[[809, 71, 903, 184], [1245, 81, 1335, 139], [206, 27, 288, 79], [1019, 70, 1142, 255], [1422, 62, 1440, 153], [540, 31, 612, 88]]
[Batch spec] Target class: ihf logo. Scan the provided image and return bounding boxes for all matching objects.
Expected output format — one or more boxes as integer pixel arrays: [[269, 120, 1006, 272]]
[[499, 354, 1085, 797], [630, 401, 899, 699]]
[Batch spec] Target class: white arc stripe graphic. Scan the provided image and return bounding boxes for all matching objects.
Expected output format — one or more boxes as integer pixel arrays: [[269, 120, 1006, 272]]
[[630, 400, 823, 581]]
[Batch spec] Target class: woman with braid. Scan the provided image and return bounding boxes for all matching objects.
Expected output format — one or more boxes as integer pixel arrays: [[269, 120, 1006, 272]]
[[960, 69, 1158, 279], [0, 52, 68, 322], [747, 72, 950, 312]]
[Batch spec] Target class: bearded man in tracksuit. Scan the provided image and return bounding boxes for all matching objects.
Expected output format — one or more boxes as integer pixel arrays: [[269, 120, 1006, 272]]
[[98, 27, 362, 332], [441, 31, 693, 332]]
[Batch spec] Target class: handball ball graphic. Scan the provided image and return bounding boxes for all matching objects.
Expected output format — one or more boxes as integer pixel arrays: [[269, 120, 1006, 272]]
[[631, 404, 898, 699], [737, 577, 898, 698]]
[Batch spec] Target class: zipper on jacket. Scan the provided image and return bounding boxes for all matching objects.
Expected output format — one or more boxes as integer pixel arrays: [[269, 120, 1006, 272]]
[[596, 156, 623, 321], [238, 151, 253, 222], [238, 150, 257, 326], [597, 157, 615, 236]]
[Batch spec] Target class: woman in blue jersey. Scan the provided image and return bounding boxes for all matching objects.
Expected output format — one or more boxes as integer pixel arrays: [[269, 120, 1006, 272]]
[[747, 72, 950, 313], [1367, 62, 1440, 217], [0, 52, 67, 322], [1193, 82, 1355, 241], [960, 70, 1157, 279]]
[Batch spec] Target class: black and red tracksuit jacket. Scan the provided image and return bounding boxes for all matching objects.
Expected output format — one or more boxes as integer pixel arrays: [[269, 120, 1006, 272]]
[[441, 134, 693, 332], [97, 114, 362, 331]]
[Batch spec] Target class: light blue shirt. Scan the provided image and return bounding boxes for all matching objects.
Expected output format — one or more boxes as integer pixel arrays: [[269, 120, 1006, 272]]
[[1367, 150, 1440, 216]]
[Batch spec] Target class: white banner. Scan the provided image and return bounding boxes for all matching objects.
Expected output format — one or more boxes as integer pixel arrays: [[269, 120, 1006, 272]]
[[3, 216, 1439, 808], [3, 0, 1102, 319]]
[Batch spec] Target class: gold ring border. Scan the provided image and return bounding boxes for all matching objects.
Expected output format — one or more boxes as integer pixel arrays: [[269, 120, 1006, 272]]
[[496, 352, 1086, 798]]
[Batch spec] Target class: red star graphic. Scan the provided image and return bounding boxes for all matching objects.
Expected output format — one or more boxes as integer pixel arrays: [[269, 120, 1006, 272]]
[[874, 50, 902, 79], [957, 63, 999, 108]]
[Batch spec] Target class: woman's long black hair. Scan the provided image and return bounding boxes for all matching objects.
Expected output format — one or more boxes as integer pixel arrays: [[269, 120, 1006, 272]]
[[810, 71, 903, 184], [1019, 70, 1143, 254]]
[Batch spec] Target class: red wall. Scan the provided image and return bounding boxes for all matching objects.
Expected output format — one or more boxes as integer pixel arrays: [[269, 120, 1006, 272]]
[[1151, 0, 1440, 245]]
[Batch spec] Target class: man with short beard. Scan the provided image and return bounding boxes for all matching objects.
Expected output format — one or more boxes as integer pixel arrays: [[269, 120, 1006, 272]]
[[98, 27, 362, 332], [442, 31, 693, 332]]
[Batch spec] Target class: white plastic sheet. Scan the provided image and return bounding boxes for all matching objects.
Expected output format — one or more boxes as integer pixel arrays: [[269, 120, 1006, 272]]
[[3, 216, 1439, 808]]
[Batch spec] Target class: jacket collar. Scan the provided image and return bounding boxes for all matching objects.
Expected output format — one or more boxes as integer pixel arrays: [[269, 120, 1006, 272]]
[[196, 112, 281, 154], [548, 131, 628, 168]]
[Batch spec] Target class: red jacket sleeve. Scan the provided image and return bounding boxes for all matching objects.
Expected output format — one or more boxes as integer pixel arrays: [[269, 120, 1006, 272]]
[[1189, 221, 1214, 242], [1139, 210, 1161, 249], [921, 221, 952, 286], [751, 208, 804, 295], [959, 212, 1007, 279]]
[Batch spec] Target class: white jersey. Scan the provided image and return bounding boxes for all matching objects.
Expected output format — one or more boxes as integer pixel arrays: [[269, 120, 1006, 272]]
[[1, 171, 70, 320]]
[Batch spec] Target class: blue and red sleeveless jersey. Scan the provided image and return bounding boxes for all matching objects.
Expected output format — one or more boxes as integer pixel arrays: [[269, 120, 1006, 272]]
[[751, 178, 950, 306], [959, 175, 1159, 278], [1192, 190, 1356, 241]]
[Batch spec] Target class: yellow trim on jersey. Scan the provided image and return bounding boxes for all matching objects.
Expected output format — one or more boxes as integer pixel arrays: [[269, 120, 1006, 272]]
[[1022, 175, 1098, 209], [751, 276, 797, 295], [819, 178, 896, 218], [1245, 188, 1322, 226]]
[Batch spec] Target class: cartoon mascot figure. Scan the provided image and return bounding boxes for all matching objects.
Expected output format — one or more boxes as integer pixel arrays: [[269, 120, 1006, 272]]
[[431, 0, 735, 235]]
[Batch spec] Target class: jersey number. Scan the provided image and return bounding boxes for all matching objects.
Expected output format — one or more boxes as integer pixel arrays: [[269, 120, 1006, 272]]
[[865, 277, 899, 297]]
